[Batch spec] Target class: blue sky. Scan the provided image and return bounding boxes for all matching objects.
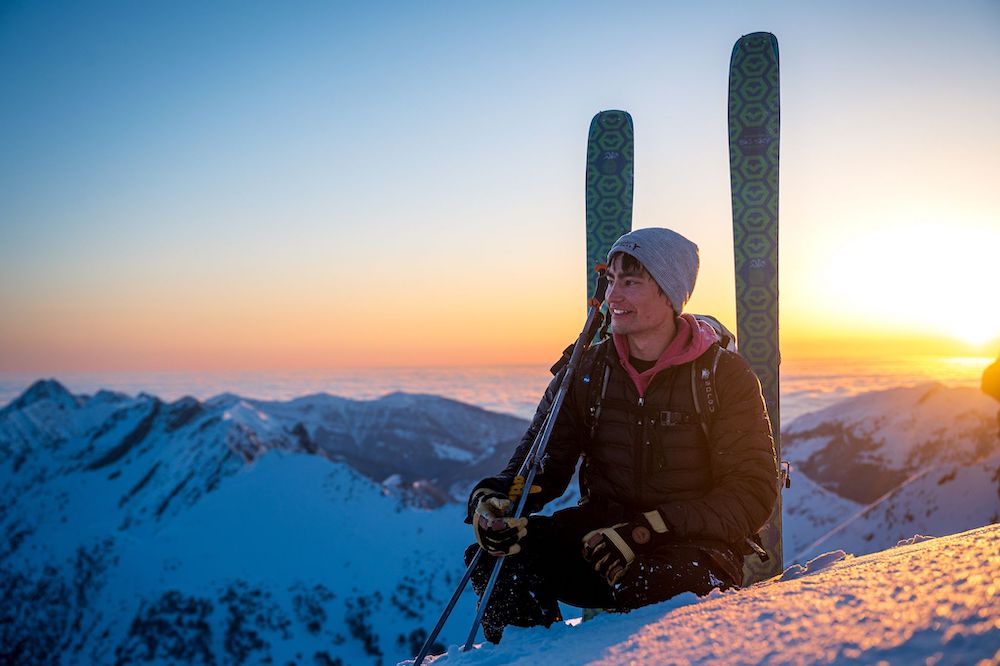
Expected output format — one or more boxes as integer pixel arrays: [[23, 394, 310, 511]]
[[1, 1, 998, 370]]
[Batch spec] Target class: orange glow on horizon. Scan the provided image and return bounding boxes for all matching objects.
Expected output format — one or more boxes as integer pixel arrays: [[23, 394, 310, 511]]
[[4, 233, 999, 373], [4, 300, 997, 373]]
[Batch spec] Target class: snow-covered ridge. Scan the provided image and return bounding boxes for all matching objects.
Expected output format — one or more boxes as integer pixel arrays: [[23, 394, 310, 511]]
[[2, 380, 511, 665], [785, 383, 995, 501], [0, 380, 528, 511], [781, 382, 998, 561]]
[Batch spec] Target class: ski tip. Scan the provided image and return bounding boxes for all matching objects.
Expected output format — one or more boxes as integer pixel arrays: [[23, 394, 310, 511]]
[[591, 109, 633, 125], [588, 110, 634, 139], [737, 31, 777, 41], [731, 32, 779, 63]]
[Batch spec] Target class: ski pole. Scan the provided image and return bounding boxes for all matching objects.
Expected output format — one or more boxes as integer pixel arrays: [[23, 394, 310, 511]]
[[413, 266, 607, 664], [412, 404, 557, 666], [411, 549, 481, 666], [412, 388, 560, 665], [412, 407, 555, 665], [462, 267, 608, 651]]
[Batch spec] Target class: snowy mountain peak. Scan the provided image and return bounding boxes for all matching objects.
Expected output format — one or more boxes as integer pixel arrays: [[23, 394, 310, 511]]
[[379, 390, 446, 404], [87, 389, 130, 405], [204, 392, 244, 408], [162, 395, 205, 432], [780, 382, 998, 562], [784, 383, 996, 503], [3, 378, 79, 412]]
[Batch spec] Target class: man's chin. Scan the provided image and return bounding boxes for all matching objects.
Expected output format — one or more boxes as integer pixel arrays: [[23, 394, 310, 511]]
[[607, 321, 627, 335]]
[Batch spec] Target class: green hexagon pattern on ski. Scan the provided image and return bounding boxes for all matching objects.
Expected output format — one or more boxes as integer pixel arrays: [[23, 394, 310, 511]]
[[586, 110, 633, 308], [729, 32, 782, 583]]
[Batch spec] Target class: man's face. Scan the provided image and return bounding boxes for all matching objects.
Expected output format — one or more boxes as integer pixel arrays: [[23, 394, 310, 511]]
[[605, 255, 674, 337]]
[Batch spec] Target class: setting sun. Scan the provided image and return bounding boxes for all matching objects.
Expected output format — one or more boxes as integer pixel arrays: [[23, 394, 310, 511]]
[[817, 222, 1000, 348]]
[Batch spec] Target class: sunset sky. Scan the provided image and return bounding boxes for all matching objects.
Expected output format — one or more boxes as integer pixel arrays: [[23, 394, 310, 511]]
[[1, 1, 998, 372]]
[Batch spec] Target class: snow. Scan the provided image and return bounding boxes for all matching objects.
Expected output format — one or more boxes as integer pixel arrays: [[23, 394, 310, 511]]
[[785, 384, 994, 473], [781, 382, 997, 559], [896, 534, 936, 547], [221, 399, 276, 431], [412, 525, 1000, 666], [794, 453, 999, 561], [0, 382, 503, 665], [781, 469, 861, 558], [778, 550, 849, 581], [433, 442, 479, 462]]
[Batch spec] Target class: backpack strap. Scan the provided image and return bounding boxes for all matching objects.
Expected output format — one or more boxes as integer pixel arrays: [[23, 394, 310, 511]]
[[689, 313, 735, 440], [691, 343, 778, 564], [582, 345, 610, 438], [549, 342, 575, 376], [691, 343, 723, 440]]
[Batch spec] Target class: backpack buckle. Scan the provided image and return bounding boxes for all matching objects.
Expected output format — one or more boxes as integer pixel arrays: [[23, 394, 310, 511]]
[[659, 411, 690, 426]]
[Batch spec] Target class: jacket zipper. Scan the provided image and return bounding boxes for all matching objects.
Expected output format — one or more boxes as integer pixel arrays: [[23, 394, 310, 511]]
[[636, 395, 648, 493], [639, 368, 677, 479]]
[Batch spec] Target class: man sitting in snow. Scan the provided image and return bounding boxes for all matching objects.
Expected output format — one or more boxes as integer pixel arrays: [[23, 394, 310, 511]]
[[465, 227, 779, 642]]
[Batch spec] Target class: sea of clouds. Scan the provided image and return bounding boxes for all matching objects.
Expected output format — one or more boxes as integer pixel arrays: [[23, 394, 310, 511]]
[[0, 354, 991, 427]]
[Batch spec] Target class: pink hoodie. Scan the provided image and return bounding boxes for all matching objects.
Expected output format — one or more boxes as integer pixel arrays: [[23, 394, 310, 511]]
[[612, 314, 719, 397]]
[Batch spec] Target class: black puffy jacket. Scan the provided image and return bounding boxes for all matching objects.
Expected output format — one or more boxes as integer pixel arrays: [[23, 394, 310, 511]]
[[475, 340, 779, 552]]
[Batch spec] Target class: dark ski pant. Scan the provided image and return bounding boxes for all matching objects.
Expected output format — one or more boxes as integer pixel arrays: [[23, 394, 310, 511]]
[[465, 503, 740, 643]]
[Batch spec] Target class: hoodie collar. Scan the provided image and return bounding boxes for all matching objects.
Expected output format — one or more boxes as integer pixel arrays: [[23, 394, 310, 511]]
[[612, 313, 719, 396]]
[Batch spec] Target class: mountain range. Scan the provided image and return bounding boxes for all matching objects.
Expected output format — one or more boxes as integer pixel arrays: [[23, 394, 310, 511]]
[[1, 378, 996, 665]]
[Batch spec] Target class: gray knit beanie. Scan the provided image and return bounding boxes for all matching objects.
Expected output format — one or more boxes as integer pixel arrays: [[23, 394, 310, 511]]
[[607, 227, 700, 313]]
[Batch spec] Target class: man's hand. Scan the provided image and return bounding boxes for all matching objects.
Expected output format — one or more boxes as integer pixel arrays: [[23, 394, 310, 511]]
[[581, 510, 670, 586], [471, 488, 528, 556]]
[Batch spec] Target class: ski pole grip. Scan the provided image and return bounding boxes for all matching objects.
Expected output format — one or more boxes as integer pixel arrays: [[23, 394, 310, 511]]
[[588, 264, 609, 307], [508, 475, 526, 502], [507, 475, 542, 504]]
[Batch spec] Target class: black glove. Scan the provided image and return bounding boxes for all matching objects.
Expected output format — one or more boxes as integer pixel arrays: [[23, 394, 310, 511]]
[[581, 509, 671, 586], [471, 488, 529, 556]]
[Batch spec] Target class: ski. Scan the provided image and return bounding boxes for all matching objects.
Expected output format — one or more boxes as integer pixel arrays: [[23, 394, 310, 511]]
[[579, 110, 632, 621], [728, 32, 782, 582], [586, 110, 634, 320]]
